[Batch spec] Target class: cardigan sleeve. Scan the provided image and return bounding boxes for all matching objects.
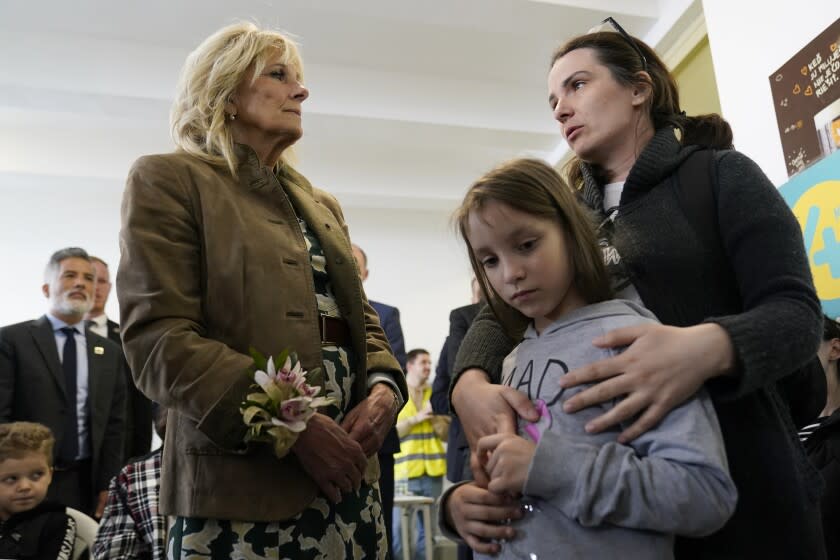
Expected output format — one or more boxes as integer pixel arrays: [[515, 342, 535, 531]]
[[704, 150, 822, 400], [449, 304, 517, 412]]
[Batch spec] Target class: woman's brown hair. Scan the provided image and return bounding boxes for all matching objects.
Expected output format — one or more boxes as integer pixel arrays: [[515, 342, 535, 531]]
[[552, 32, 733, 189], [455, 158, 612, 335]]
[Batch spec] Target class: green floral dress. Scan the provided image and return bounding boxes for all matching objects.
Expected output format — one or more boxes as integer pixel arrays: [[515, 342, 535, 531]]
[[167, 216, 387, 559]]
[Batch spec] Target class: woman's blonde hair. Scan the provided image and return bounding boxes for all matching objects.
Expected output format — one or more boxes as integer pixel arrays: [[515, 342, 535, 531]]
[[170, 22, 304, 176], [455, 158, 612, 334]]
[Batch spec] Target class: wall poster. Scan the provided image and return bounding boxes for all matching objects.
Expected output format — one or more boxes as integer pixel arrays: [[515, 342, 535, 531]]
[[779, 150, 840, 319], [770, 17, 840, 177]]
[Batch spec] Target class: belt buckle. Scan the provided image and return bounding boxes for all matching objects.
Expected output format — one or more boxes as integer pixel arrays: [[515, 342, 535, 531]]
[[320, 314, 335, 346]]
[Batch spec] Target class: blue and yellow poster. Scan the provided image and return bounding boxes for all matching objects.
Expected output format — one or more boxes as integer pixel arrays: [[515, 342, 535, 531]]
[[779, 149, 840, 318]]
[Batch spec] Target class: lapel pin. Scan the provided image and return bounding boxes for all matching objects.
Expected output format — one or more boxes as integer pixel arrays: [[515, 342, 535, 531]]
[[94, 346, 105, 355]]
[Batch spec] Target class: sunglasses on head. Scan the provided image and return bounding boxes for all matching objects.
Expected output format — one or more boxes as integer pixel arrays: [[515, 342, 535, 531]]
[[587, 16, 648, 72]]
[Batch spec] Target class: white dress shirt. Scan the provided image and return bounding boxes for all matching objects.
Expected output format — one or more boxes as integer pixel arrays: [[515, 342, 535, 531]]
[[87, 313, 109, 339]]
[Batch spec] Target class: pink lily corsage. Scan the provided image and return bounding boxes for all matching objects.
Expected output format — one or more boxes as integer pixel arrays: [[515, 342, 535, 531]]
[[240, 349, 335, 459]]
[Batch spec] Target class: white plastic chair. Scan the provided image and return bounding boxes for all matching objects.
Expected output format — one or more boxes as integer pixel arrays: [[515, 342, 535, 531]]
[[393, 494, 435, 560], [65, 507, 99, 560]]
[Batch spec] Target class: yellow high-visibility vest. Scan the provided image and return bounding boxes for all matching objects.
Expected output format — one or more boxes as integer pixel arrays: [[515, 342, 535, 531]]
[[394, 387, 446, 480]]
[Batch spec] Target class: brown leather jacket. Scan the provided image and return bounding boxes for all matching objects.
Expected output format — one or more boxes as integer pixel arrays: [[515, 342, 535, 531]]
[[117, 145, 405, 521]]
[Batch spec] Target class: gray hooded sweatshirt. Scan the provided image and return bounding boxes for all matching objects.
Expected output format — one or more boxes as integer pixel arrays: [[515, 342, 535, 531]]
[[480, 300, 737, 559]]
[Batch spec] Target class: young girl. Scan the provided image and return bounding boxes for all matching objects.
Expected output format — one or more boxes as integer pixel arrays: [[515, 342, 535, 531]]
[[444, 158, 736, 559]]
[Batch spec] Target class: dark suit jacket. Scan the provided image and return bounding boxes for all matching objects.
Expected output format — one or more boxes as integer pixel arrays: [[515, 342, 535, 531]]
[[431, 303, 481, 482], [0, 315, 126, 493], [369, 301, 406, 370], [105, 318, 153, 461], [370, 300, 405, 456]]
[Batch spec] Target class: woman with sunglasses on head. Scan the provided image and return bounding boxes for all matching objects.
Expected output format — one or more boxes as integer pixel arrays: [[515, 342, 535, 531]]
[[445, 20, 825, 559]]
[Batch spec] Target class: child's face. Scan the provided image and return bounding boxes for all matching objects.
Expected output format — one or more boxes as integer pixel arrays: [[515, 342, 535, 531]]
[[468, 200, 586, 332], [0, 452, 52, 520]]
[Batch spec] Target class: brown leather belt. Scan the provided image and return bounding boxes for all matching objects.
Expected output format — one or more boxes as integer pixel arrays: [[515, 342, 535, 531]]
[[319, 314, 351, 347]]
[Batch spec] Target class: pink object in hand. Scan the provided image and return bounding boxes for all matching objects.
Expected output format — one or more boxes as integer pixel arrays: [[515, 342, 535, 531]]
[[523, 399, 552, 443]]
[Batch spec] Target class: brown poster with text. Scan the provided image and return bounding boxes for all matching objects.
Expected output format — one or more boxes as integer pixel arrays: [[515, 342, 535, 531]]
[[770, 17, 840, 176]]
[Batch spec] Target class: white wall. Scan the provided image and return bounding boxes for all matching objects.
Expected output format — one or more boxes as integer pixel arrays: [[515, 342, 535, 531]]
[[342, 205, 476, 366], [0, 173, 124, 324], [703, 0, 840, 186]]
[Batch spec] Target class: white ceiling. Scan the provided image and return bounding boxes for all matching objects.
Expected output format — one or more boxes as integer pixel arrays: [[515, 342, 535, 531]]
[[0, 0, 700, 210]]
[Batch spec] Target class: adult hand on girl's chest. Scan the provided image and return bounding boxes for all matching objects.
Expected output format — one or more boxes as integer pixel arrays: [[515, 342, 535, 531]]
[[558, 322, 735, 442]]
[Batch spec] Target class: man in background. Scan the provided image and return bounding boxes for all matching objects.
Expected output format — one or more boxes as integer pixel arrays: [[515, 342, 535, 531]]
[[430, 278, 483, 560], [0, 247, 125, 517], [394, 349, 446, 560], [352, 243, 406, 559], [86, 256, 153, 461]]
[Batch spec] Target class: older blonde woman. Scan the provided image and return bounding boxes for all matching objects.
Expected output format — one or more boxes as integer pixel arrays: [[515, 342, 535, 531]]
[[116, 22, 406, 558]]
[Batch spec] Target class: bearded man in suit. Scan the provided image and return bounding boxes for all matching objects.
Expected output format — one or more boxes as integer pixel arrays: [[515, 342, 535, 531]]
[[0, 247, 126, 517]]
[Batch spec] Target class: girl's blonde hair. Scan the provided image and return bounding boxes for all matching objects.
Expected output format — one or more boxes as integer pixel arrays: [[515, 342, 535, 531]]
[[170, 21, 304, 176], [455, 158, 612, 334]]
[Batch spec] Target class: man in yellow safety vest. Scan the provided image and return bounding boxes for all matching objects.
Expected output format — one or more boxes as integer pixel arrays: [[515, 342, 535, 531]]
[[393, 348, 446, 560]]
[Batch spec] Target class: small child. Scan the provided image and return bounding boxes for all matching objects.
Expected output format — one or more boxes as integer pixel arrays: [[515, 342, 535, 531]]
[[0, 422, 76, 560], [444, 159, 738, 559]]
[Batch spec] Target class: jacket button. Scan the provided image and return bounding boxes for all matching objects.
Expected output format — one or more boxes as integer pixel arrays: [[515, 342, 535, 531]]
[[325, 223, 331, 229]]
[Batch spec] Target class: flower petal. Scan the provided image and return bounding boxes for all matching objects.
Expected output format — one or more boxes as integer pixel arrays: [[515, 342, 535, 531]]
[[302, 384, 321, 398], [310, 396, 335, 409], [242, 405, 270, 425], [271, 416, 307, 432], [263, 380, 287, 404], [244, 392, 271, 407], [253, 370, 271, 391]]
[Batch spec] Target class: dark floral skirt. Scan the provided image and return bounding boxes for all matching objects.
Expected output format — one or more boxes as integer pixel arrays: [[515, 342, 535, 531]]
[[167, 345, 386, 559], [167, 481, 387, 559]]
